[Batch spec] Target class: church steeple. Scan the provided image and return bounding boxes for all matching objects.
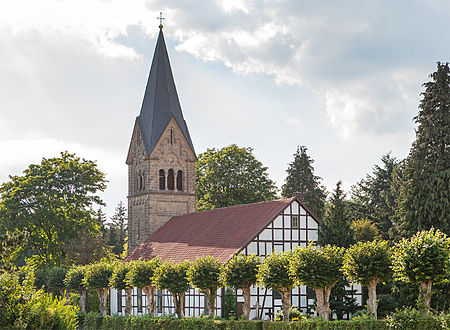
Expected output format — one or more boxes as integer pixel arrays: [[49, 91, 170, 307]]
[[135, 29, 195, 160]]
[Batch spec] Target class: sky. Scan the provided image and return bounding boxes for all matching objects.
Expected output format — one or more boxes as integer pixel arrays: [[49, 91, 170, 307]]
[[0, 0, 449, 218]]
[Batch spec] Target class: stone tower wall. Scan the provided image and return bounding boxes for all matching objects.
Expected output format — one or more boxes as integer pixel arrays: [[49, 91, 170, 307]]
[[127, 117, 196, 253]]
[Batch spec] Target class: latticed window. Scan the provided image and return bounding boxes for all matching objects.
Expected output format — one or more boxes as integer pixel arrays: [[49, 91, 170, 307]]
[[176, 170, 183, 191], [167, 169, 174, 190], [159, 169, 165, 190]]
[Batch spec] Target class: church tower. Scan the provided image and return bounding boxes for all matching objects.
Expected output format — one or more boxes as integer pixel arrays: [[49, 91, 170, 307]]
[[126, 26, 196, 253]]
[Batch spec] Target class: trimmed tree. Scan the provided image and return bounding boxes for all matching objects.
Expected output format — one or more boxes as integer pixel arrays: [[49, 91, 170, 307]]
[[47, 266, 68, 298], [153, 260, 190, 318], [290, 244, 344, 321], [392, 228, 450, 314], [64, 265, 88, 313], [187, 256, 222, 317], [257, 251, 295, 321], [110, 263, 133, 315], [342, 240, 392, 319], [281, 146, 327, 219], [83, 261, 115, 316], [125, 258, 161, 316], [221, 254, 260, 320]]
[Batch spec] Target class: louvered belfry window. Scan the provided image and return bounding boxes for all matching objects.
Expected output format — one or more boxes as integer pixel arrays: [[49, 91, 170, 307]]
[[176, 170, 183, 191], [159, 169, 165, 190], [167, 169, 175, 190]]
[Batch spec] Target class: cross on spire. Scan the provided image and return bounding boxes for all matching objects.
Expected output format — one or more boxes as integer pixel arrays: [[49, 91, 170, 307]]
[[157, 12, 165, 29]]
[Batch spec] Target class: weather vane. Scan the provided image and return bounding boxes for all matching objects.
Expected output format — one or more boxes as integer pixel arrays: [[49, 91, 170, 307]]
[[157, 12, 165, 29]]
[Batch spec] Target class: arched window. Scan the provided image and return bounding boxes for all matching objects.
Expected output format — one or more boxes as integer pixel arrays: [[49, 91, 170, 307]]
[[139, 175, 143, 191], [176, 170, 183, 191], [159, 169, 165, 190], [167, 169, 174, 190]]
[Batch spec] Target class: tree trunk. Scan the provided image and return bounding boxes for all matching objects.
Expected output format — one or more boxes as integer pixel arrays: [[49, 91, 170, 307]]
[[142, 286, 156, 316], [242, 286, 251, 320], [420, 280, 433, 315], [278, 287, 292, 322], [367, 279, 380, 319], [206, 288, 217, 317], [97, 288, 109, 317], [125, 288, 133, 315], [172, 293, 185, 318], [80, 288, 87, 313], [314, 287, 331, 321]]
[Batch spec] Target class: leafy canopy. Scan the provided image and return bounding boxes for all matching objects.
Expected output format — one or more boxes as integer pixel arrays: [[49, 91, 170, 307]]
[[290, 244, 344, 289], [0, 152, 107, 267], [153, 261, 191, 294], [342, 240, 392, 286], [187, 256, 222, 292], [222, 254, 260, 290], [83, 261, 115, 290], [125, 258, 161, 288], [47, 266, 67, 291], [257, 251, 295, 290], [195, 145, 277, 210], [110, 263, 132, 291], [64, 265, 86, 291], [392, 228, 450, 284]]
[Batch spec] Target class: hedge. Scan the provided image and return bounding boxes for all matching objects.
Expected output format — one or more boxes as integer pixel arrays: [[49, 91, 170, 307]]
[[79, 314, 450, 330]]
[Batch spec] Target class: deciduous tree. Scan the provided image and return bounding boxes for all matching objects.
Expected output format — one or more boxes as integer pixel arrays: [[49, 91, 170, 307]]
[[221, 254, 260, 320], [83, 261, 115, 316], [342, 240, 392, 319], [290, 244, 344, 321], [110, 263, 133, 315], [64, 265, 88, 313], [195, 145, 277, 210]]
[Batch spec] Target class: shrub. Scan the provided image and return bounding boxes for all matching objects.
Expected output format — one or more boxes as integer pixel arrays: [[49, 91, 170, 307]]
[[386, 307, 442, 330]]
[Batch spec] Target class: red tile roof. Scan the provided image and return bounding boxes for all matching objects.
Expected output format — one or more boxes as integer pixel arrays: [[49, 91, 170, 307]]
[[126, 197, 298, 264]]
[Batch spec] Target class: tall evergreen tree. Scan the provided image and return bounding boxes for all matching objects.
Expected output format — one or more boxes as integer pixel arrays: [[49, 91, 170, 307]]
[[281, 146, 327, 219], [109, 202, 128, 255], [394, 62, 450, 237], [350, 154, 399, 238]]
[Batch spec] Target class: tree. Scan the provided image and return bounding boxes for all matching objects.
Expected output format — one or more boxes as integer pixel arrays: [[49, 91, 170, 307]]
[[83, 261, 115, 316], [110, 263, 133, 315], [64, 265, 88, 313], [187, 256, 222, 317], [153, 260, 190, 318], [319, 181, 352, 248], [394, 63, 450, 237], [47, 266, 68, 298], [350, 154, 399, 238], [0, 152, 107, 267], [342, 240, 392, 319], [0, 229, 28, 273], [350, 219, 380, 243], [281, 146, 327, 219], [221, 254, 260, 320], [289, 244, 344, 321], [125, 258, 161, 316], [392, 228, 450, 314], [195, 145, 277, 210], [257, 251, 295, 322], [109, 202, 128, 256]]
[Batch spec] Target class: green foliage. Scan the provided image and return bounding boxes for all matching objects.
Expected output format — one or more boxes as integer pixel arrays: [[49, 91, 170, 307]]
[[392, 228, 450, 284], [108, 202, 128, 256], [343, 240, 392, 286], [0, 229, 29, 272], [319, 181, 353, 248], [385, 307, 444, 330], [394, 62, 450, 237], [195, 144, 277, 210], [125, 258, 161, 288], [222, 254, 260, 289], [110, 263, 132, 291], [222, 288, 238, 319], [84, 311, 103, 329], [0, 151, 107, 267], [281, 146, 327, 219], [187, 256, 222, 292], [47, 266, 67, 293], [64, 265, 87, 291], [350, 219, 380, 243], [0, 271, 77, 329], [329, 278, 358, 320], [274, 307, 309, 321], [153, 260, 190, 294], [257, 251, 294, 290], [350, 154, 399, 238], [290, 244, 345, 289], [84, 261, 115, 290]]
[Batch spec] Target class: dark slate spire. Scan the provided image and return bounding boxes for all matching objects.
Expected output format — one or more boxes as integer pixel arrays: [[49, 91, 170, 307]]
[[137, 28, 195, 158]]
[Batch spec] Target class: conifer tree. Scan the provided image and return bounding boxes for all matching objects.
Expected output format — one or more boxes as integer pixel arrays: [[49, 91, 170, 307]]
[[281, 146, 327, 219], [394, 62, 450, 237], [109, 202, 128, 255]]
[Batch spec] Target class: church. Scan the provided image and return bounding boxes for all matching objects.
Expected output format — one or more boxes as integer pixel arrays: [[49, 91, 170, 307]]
[[111, 24, 361, 320]]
